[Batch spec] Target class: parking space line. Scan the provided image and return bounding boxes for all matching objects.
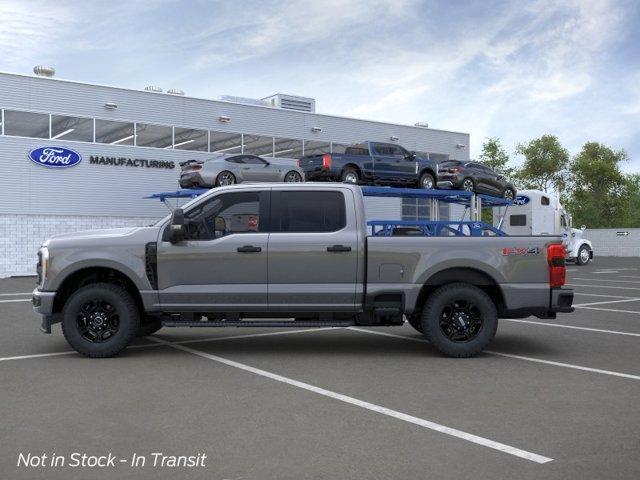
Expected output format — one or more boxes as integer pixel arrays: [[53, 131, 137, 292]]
[[573, 298, 640, 307], [348, 328, 640, 381], [572, 278, 640, 285], [0, 298, 31, 303], [574, 306, 640, 315], [620, 275, 640, 279], [502, 319, 640, 337], [0, 328, 332, 362], [568, 284, 640, 291], [146, 335, 553, 464]]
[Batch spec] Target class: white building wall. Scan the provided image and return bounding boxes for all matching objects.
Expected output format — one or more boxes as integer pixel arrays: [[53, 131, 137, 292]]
[[583, 228, 640, 257]]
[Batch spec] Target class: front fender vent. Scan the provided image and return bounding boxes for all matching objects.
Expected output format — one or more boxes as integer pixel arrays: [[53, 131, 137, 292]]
[[145, 242, 158, 290]]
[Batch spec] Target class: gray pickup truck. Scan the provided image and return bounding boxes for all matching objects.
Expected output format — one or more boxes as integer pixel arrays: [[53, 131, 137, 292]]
[[33, 183, 574, 358]]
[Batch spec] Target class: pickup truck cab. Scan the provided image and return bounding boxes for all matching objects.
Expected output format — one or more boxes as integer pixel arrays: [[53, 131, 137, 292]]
[[298, 141, 439, 189], [33, 183, 574, 358]]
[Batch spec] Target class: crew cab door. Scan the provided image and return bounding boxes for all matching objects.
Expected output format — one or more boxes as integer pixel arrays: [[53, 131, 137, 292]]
[[156, 190, 270, 311], [267, 188, 359, 311], [372, 143, 416, 184]]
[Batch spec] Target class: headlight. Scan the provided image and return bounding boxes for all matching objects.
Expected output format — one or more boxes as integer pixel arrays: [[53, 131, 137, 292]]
[[38, 247, 49, 287]]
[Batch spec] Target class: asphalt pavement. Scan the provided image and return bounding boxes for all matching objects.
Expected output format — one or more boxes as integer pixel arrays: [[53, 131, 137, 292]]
[[1, 257, 639, 480]]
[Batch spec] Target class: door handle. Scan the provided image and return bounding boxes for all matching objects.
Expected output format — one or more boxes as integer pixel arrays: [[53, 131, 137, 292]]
[[327, 245, 352, 252], [237, 245, 262, 253]]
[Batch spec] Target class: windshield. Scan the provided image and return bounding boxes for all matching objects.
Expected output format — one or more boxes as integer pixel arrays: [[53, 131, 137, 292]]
[[152, 191, 216, 227]]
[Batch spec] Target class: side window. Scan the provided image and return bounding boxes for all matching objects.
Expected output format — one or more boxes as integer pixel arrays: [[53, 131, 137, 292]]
[[279, 191, 346, 233], [387, 145, 406, 157], [243, 155, 267, 165], [226, 156, 244, 164], [184, 192, 261, 240], [541, 196, 550, 206], [372, 143, 391, 155], [510, 215, 527, 226]]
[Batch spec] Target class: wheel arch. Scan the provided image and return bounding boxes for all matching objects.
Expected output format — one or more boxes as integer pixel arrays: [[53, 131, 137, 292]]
[[413, 267, 505, 316], [52, 266, 144, 316], [342, 163, 362, 177]]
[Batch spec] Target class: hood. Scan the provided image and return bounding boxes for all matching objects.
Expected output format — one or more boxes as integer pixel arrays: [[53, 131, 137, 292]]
[[43, 226, 160, 249]]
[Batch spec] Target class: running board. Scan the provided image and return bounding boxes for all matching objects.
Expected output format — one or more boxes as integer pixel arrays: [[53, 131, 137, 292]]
[[161, 320, 356, 328]]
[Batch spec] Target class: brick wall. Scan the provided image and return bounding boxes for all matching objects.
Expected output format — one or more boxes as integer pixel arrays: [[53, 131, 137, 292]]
[[0, 214, 159, 277]]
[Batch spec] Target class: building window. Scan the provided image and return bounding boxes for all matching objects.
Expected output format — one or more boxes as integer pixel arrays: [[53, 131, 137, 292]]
[[3, 110, 49, 138], [210, 131, 242, 154], [243, 134, 274, 156], [331, 143, 350, 154], [50, 114, 93, 142], [136, 123, 173, 148], [95, 119, 135, 145], [173, 127, 208, 151], [273, 137, 303, 158], [303, 140, 330, 156]]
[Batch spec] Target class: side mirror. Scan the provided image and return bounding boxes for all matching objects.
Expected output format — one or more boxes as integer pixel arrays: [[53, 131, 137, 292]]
[[581, 225, 586, 230], [169, 208, 185, 243]]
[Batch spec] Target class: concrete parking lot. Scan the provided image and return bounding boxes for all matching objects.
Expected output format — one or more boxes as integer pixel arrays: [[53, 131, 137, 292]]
[[1, 257, 640, 480]]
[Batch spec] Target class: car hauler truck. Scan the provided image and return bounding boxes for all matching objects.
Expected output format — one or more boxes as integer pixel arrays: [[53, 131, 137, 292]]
[[33, 184, 574, 358], [494, 189, 593, 265]]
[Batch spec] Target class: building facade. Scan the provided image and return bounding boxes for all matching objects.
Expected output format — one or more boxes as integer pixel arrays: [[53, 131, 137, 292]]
[[0, 71, 470, 276]]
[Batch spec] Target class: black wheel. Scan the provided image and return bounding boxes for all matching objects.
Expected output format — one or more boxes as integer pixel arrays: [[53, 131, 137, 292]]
[[137, 317, 162, 337], [406, 314, 423, 333], [61, 283, 140, 358], [576, 245, 591, 265], [419, 172, 435, 189], [215, 171, 236, 186], [341, 167, 359, 184], [421, 283, 497, 357], [284, 171, 303, 182], [503, 187, 515, 200], [462, 178, 475, 192]]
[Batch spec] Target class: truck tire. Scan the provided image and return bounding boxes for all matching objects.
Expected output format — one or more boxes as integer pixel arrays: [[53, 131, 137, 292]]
[[341, 167, 359, 184], [419, 172, 435, 189], [576, 245, 591, 265], [503, 187, 515, 200], [137, 318, 163, 337], [61, 283, 140, 358], [421, 283, 497, 358], [406, 314, 423, 333]]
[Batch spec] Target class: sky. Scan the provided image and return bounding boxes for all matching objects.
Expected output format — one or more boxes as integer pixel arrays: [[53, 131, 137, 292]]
[[1, 0, 638, 172]]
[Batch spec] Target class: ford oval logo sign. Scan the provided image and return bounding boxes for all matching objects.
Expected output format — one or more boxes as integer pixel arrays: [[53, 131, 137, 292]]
[[28, 146, 82, 168], [513, 195, 530, 206]]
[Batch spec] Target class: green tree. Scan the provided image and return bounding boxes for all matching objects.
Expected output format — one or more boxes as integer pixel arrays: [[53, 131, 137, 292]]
[[621, 174, 640, 227], [515, 135, 569, 193], [565, 142, 628, 228], [479, 137, 514, 178]]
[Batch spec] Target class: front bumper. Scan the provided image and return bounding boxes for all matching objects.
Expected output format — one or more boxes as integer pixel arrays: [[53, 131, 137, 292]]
[[32, 288, 57, 334]]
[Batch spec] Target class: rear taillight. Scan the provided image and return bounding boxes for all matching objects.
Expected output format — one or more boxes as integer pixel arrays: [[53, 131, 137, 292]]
[[547, 244, 566, 288], [297, 159, 301, 167], [322, 154, 332, 170], [191, 164, 202, 171], [449, 167, 461, 173]]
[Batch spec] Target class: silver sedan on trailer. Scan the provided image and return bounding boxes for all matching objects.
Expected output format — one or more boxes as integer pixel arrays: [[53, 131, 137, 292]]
[[179, 154, 305, 188]]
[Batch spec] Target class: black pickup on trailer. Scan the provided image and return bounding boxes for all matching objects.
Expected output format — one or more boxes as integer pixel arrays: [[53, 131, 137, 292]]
[[298, 141, 439, 189]]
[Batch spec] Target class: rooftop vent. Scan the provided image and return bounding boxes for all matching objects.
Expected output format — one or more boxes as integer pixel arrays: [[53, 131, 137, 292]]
[[414, 122, 429, 128], [218, 95, 270, 107], [167, 88, 185, 96], [33, 65, 55, 77], [262, 94, 315, 113], [144, 85, 163, 93]]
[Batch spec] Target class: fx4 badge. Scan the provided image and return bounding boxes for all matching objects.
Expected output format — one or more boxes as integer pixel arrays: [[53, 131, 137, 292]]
[[502, 247, 541, 256]]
